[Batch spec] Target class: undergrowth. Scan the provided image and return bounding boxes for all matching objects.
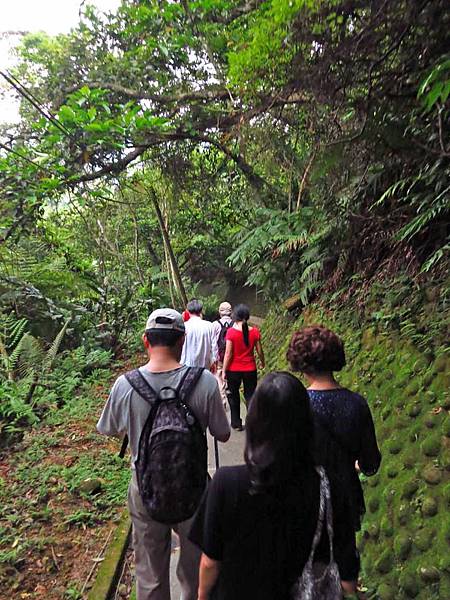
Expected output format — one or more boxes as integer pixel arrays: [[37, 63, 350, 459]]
[[0, 348, 131, 597]]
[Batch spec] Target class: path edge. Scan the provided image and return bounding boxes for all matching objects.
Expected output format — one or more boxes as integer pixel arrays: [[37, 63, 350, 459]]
[[87, 511, 131, 600]]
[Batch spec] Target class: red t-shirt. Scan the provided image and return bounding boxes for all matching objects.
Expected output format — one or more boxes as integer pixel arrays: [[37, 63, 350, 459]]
[[225, 326, 261, 371]]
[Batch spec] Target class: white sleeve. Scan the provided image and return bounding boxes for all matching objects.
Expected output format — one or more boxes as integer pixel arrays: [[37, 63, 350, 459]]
[[210, 322, 219, 363]]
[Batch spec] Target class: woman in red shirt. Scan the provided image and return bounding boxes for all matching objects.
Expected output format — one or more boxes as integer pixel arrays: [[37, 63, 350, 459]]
[[222, 304, 265, 430]]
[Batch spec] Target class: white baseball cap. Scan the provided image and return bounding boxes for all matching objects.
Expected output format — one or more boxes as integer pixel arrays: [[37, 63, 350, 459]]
[[219, 301, 232, 316]]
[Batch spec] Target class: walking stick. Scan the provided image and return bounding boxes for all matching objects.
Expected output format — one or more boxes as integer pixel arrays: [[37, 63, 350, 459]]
[[119, 434, 128, 458], [214, 437, 220, 470]]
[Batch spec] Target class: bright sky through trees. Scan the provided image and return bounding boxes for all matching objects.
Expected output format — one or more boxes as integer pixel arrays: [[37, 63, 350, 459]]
[[0, 0, 121, 123], [1, 0, 121, 34]]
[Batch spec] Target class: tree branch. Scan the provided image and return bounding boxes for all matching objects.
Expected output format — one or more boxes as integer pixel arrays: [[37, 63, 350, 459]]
[[59, 82, 230, 105], [208, 1, 264, 25]]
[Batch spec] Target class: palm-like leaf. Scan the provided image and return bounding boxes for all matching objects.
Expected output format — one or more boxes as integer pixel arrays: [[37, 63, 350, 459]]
[[43, 319, 71, 371], [16, 334, 45, 379]]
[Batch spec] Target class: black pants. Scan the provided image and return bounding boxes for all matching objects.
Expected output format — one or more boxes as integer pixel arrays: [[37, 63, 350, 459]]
[[226, 370, 258, 428]]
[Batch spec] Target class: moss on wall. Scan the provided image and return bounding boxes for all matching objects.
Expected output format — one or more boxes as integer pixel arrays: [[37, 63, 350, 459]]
[[261, 308, 449, 600]]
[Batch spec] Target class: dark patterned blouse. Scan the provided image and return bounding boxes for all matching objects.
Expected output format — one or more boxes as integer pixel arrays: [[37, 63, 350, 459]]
[[308, 388, 381, 530]]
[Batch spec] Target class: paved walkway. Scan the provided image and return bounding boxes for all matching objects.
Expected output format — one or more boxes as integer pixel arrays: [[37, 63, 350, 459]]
[[169, 413, 246, 597]]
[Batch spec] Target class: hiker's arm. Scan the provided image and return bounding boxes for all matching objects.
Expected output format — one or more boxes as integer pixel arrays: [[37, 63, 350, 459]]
[[210, 326, 218, 370], [198, 553, 221, 600], [208, 381, 231, 442], [358, 403, 381, 476], [255, 338, 265, 369], [211, 323, 220, 362], [97, 377, 128, 437], [189, 470, 226, 594], [341, 581, 358, 595], [221, 340, 233, 376]]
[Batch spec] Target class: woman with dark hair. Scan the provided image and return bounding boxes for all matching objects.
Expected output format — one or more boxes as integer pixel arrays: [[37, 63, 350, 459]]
[[189, 372, 359, 600], [222, 304, 265, 430], [286, 325, 381, 531]]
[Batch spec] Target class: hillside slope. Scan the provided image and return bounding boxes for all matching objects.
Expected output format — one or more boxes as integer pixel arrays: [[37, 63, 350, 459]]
[[261, 309, 449, 600]]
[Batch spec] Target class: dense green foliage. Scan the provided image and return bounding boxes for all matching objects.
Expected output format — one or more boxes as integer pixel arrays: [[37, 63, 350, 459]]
[[0, 0, 450, 318], [0, 1, 448, 462], [0, 0, 450, 464], [0, 4, 448, 597], [1, 0, 448, 298]]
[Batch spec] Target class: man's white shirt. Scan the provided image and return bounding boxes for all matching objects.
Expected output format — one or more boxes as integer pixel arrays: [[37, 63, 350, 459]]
[[181, 315, 217, 368], [211, 316, 232, 362]]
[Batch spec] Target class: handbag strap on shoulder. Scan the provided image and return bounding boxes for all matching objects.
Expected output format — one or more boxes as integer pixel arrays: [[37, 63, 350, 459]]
[[320, 466, 336, 562], [306, 466, 335, 565]]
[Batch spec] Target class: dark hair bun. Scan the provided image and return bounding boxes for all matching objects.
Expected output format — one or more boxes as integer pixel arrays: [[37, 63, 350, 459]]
[[286, 325, 346, 373]]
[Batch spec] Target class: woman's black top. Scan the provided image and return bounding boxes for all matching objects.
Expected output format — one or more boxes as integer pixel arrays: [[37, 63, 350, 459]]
[[189, 465, 360, 600], [308, 388, 381, 530]]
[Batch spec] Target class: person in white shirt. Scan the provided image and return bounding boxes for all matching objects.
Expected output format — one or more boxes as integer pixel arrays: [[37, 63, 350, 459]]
[[181, 299, 217, 370], [211, 301, 233, 408]]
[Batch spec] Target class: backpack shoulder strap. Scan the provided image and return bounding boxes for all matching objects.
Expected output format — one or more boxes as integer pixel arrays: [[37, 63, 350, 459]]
[[177, 366, 205, 403], [117, 369, 159, 459], [124, 368, 158, 406]]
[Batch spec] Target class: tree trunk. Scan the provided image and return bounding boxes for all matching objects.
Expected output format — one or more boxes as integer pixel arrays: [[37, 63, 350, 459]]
[[143, 185, 188, 306]]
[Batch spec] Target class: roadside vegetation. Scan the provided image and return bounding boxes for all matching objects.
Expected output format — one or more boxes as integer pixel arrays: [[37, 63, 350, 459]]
[[0, 1, 448, 597], [0, 348, 136, 599]]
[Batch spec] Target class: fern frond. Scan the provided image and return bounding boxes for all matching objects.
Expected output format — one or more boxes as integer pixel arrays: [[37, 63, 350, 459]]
[[299, 259, 324, 284], [395, 187, 450, 242], [44, 319, 71, 371], [420, 243, 450, 273], [7, 317, 28, 349], [0, 314, 28, 348], [16, 335, 45, 379]]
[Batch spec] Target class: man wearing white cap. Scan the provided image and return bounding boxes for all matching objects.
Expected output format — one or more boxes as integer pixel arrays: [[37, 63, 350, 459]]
[[211, 301, 233, 409], [97, 308, 230, 600]]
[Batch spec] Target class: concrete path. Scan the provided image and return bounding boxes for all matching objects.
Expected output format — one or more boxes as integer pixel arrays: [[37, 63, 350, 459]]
[[169, 410, 246, 597]]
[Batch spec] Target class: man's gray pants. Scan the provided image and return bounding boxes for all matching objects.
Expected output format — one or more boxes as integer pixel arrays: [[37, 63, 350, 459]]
[[128, 474, 201, 600]]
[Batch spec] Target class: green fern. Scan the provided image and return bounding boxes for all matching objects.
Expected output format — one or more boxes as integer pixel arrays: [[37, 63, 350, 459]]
[[16, 320, 71, 380], [15, 334, 45, 380], [420, 242, 450, 273], [395, 186, 450, 242], [44, 319, 71, 371], [0, 314, 29, 381], [297, 250, 326, 306]]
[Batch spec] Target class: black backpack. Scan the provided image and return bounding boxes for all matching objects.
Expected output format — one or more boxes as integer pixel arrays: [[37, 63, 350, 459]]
[[124, 366, 207, 524], [217, 319, 233, 362]]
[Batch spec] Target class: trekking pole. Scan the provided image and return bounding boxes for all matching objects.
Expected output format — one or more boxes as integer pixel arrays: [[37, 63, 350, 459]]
[[214, 437, 220, 470], [119, 434, 129, 459]]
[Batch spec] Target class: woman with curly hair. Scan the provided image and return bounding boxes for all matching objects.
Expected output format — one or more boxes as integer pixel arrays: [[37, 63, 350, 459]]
[[286, 325, 381, 531]]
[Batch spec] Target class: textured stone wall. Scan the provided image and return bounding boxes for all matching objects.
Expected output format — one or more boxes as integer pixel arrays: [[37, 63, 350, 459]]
[[261, 309, 450, 600]]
